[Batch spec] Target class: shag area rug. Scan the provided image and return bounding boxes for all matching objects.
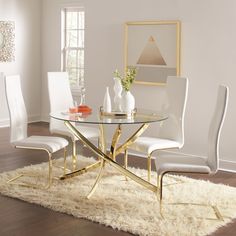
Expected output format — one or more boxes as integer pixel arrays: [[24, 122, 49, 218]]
[[1, 156, 236, 236]]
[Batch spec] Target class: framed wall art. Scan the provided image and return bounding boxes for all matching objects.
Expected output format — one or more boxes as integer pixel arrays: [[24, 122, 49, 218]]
[[0, 21, 15, 62], [124, 21, 181, 85]]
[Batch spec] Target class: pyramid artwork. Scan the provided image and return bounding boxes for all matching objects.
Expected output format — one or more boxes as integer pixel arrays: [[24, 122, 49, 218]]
[[137, 36, 166, 65]]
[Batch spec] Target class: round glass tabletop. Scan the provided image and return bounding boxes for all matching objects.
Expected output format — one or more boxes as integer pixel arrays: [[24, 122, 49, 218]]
[[50, 108, 168, 125]]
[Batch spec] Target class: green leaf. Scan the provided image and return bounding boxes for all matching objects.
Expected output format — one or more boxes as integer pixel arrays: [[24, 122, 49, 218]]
[[113, 67, 137, 91]]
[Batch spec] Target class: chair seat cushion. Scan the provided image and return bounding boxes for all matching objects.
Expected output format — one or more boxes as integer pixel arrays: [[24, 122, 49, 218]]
[[128, 136, 181, 154], [155, 153, 211, 176], [51, 123, 99, 141], [13, 136, 68, 153]]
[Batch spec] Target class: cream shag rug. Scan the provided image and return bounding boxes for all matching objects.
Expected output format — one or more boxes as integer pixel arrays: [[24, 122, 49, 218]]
[[1, 156, 236, 236]]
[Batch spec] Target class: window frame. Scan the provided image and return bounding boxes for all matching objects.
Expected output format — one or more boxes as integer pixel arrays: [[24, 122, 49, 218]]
[[61, 7, 85, 92]]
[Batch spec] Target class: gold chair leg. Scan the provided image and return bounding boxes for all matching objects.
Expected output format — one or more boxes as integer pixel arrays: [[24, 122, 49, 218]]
[[7, 151, 53, 190], [157, 174, 164, 203], [72, 140, 77, 170], [147, 154, 152, 182], [124, 149, 128, 169], [63, 147, 67, 175], [124, 149, 129, 181], [7, 174, 24, 183], [157, 173, 224, 221], [156, 173, 164, 218], [46, 153, 53, 189]]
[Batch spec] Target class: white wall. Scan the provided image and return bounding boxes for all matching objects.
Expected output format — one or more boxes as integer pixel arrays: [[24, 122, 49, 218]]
[[0, 0, 42, 126], [40, 0, 235, 170]]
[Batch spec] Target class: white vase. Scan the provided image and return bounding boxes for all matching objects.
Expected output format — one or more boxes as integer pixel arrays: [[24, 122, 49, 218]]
[[103, 87, 112, 112], [113, 77, 122, 112], [121, 90, 135, 113]]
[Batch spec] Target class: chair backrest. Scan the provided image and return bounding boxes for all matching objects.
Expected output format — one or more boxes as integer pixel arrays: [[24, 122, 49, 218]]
[[47, 72, 74, 132], [159, 76, 188, 147], [207, 85, 228, 173], [47, 72, 74, 112], [5, 75, 28, 143]]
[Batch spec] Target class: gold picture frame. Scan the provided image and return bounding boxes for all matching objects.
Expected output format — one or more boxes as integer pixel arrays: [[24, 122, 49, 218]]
[[124, 20, 181, 86]]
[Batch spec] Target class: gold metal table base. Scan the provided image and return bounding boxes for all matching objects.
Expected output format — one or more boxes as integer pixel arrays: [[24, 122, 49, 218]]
[[63, 121, 158, 197], [87, 159, 105, 199], [59, 161, 102, 180]]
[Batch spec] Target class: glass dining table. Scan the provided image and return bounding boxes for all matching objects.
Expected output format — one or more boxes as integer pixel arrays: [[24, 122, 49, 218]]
[[50, 108, 168, 198]]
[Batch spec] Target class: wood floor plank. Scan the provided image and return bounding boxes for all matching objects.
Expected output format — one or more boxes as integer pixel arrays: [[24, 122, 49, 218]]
[[0, 122, 235, 236]]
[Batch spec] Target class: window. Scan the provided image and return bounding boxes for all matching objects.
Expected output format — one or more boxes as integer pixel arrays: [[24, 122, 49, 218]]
[[61, 8, 85, 89]]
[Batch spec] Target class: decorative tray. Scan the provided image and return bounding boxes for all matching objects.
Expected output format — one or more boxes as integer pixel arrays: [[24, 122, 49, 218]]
[[99, 107, 137, 118]]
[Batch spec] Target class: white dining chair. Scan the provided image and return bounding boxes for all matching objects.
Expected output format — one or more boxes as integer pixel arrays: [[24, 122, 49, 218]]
[[124, 76, 189, 182], [155, 85, 229, 204], [5, 75, 69, 189], [47, 72, 100, 169]]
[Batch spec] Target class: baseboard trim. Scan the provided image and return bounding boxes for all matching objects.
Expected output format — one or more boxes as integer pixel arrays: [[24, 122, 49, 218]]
[[40, 114, 49, 122], [0, 118, 9, 127], [219, 160, 236, 173], [28, 115, 42, 123]]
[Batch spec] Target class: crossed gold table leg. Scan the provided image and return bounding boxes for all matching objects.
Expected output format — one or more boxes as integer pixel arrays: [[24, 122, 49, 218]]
[[62, 121, 157, 198], [59, 123, 106, 180], [85, 122, 148, 198]]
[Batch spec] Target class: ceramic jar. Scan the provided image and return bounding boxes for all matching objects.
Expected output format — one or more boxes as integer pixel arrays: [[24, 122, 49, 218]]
[[113, 77, 122, 112], [120, 90, 135, 113]]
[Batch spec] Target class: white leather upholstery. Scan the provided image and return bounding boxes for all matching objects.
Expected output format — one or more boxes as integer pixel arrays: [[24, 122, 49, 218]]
[[155, 85, 229, 176], [5, 75, 28, 143], [128, 76, 189, 155], [5, 75, 68, 153], [129, 137, 180, 154], [47, 72, 99, 141], [14, 136, 68, 153], [155, 153, 211, 175], [207, 85, 229, 173], [47, 72, 74, 111]]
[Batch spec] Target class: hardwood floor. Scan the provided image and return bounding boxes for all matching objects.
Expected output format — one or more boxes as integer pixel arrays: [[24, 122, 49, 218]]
[[0, 122, 236, 236]]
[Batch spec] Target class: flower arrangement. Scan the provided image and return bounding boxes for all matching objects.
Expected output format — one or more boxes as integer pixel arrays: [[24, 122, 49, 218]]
[[114, 67, 137, 92]]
